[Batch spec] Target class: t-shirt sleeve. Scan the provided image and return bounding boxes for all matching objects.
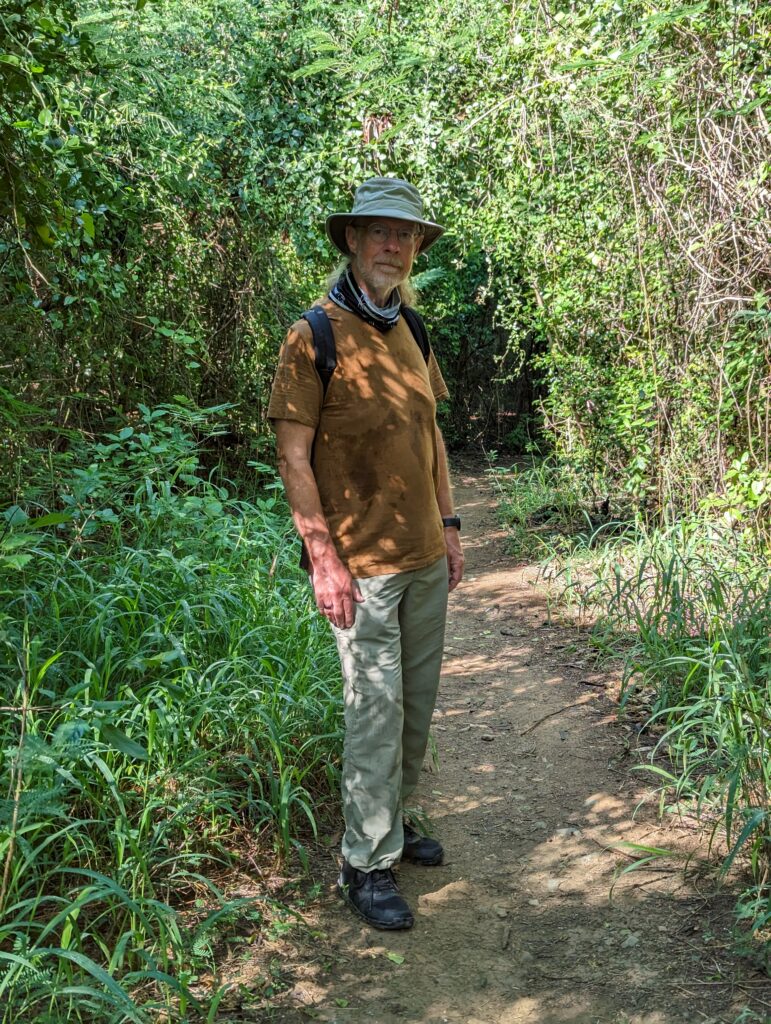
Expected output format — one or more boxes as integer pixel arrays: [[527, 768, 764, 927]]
[[267, 320, 323, 428], [428, 350, 450, 403]]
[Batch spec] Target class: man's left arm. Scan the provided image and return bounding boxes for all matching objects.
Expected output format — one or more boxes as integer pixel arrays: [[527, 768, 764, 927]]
[[435, 425, 464, 592]]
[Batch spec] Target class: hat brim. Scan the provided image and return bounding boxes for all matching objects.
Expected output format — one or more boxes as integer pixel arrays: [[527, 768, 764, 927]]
[[325, 210, 445, 256]]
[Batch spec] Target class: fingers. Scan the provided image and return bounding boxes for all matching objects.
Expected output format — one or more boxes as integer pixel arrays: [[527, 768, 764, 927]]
[[340, 593, 354, 630], [447, 552, 465, 592], [313, 573, 362, 630], [327, 588, 356, 629]]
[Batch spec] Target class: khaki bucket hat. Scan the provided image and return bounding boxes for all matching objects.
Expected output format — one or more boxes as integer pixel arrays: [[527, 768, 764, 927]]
[[326, 177, 445, 256]]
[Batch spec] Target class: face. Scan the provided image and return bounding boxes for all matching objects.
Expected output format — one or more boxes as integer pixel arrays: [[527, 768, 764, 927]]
[[345, 217, 423, 301]]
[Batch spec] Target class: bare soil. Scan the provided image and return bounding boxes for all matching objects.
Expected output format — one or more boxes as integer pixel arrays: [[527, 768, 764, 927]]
[[219, 468, 771, 1024]]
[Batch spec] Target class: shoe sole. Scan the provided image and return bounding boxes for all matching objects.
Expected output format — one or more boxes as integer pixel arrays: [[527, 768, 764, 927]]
[[337, 883, 414, 930]]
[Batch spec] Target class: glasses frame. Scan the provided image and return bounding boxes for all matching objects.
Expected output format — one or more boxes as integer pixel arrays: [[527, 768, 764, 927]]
[[356, 221, 424, 247]]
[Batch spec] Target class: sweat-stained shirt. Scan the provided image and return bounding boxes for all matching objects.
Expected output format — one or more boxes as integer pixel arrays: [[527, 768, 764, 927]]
[[268, 299, 450, 579]]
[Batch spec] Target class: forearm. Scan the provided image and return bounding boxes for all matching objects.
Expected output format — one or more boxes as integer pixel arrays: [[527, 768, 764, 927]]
[[279, 460, 341, 569], [435, 424, 464, 591], [435, 426, 455, 517]]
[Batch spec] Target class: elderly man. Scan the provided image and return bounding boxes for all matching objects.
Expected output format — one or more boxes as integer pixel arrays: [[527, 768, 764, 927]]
[[268, 177, 464, 930]]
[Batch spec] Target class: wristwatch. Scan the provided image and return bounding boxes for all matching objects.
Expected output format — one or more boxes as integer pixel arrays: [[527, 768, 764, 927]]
[[442, 515, 461, 531]]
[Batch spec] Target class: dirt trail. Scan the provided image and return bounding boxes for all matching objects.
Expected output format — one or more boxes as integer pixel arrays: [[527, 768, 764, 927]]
[[234, 468, 771, 1024]]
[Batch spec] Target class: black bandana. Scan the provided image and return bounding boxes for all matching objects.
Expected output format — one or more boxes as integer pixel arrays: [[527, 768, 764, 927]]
[[328, 266, 402, 332]]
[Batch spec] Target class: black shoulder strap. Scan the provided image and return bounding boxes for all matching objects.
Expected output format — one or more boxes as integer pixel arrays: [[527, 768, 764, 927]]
[[401, 306, 430, 363], [301, 306, 336, 397]]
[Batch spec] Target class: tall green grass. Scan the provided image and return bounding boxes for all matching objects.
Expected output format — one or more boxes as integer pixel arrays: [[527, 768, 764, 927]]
[[495, 462, 771, 965], [0, 404, 342, 1021]]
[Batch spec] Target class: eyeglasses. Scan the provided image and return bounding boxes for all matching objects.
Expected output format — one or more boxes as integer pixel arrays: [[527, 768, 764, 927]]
[[362, 222, 422, 246]]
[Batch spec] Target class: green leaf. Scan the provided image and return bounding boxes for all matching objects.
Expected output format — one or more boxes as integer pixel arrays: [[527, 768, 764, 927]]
[[1, 553, 33, 569], [385, 951, 405, 964], [30, 512, 73, 528], [35, 223, 54, 245], [3, 505, 29, 525], [80, 212, 95, 240], [289, 57, 338, 80], [1, 533, 35, 550], [99, 724, 149, 761], [35, 948, 144, 1021], [722, 809, 767, 876]]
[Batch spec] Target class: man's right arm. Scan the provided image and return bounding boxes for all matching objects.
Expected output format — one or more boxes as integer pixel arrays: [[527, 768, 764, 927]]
[[274, 418, 363, 630]]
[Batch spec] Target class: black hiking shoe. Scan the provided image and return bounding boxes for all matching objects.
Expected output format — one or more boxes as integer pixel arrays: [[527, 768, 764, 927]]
[[338, 861, 414, 930], [402, 820, 444, 866]]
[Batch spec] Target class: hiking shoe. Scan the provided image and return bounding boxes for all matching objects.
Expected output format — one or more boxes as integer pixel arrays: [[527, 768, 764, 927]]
[[402, 820, 444, 865], [338, 861, 414, 930]]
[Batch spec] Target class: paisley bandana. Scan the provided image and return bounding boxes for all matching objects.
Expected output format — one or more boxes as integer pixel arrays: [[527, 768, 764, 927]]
[[328, 266, 402, 332]]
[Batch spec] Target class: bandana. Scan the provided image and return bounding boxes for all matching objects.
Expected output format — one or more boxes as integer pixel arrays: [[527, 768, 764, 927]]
[[328, 266, 402, 332]]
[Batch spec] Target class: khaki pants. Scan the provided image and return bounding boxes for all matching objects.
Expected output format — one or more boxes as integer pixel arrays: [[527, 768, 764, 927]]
[[332, 556, 448, 870]]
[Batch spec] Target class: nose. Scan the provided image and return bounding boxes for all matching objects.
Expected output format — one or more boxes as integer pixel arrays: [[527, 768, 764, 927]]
[[382, 231, 400, 252]]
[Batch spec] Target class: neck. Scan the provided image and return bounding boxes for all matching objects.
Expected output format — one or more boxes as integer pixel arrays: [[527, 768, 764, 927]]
[[349, 265, 393, 308]]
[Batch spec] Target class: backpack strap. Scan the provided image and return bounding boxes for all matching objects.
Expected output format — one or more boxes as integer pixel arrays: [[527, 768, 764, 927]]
[[303, 305, 430, 397], [401, 306, 430, 364], [301, 306, 337, 397], [298, 306, 336, 573]]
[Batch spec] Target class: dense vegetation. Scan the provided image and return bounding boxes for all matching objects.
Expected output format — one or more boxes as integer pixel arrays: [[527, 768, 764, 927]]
[[1, 0, 769, 1018]]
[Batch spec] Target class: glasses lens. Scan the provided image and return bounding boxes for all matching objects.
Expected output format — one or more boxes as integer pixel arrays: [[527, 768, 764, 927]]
[[366, 223, 417, 245]]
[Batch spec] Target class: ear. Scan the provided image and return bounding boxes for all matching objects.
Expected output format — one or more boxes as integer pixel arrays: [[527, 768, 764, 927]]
[[345, 222, 359, 255]]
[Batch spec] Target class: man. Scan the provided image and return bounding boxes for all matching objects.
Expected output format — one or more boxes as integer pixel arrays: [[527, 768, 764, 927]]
[[268, 177, 464, 930]]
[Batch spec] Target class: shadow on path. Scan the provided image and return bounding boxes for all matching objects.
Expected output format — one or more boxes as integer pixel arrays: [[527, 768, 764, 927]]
[[231, 468, 771, 1024]]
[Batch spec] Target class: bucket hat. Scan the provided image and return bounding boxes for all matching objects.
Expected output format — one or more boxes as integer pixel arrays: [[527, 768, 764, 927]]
[[326, 177, 445, 256]]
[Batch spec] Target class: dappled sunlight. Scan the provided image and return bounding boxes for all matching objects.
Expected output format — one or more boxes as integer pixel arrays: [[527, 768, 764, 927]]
[[431, 790, 505, 816], [272, 303, 451, 576], [230, 472, 770, 1023]]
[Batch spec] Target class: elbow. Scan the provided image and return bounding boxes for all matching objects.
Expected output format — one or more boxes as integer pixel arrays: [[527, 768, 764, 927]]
[[276, 448, 311, 487]]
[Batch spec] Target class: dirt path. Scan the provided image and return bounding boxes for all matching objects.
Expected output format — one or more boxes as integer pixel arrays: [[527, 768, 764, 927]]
[[230, 468, 771, 1024]]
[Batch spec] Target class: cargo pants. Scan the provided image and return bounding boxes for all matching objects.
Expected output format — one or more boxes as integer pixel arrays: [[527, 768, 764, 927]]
[[332, 555, 448, 871]]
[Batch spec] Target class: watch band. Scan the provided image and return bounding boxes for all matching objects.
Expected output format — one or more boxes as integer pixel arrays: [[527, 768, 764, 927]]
[[442, 515, 461, 531]]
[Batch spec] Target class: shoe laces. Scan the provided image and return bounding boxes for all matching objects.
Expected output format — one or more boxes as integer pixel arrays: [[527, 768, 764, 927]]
[[369, 868, 397, 893]]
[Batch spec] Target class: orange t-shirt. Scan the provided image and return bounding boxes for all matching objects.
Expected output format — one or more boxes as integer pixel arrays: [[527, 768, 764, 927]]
[[268, 300, 450, 578]]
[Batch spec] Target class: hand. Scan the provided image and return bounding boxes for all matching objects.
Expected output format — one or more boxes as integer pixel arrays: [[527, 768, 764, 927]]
[[444, 528, 464, 592], [311, 555, 364, 629]]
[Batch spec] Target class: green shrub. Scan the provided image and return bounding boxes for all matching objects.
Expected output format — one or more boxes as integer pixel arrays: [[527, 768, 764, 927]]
[[0, 405, 341, 1022]]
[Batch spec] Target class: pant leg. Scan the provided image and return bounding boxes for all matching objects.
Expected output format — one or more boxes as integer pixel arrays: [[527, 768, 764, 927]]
[[398, 556, 448, 802], [333, 570, 410, 870]]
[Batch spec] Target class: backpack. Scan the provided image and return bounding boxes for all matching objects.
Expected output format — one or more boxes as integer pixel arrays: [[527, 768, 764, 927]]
[[301, 304, 430, 397]]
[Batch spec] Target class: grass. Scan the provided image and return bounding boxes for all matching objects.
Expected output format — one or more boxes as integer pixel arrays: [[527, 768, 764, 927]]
[[0, 404, 342, 1021], [486, 456, 606, 559], [494, 459, 771, 969]]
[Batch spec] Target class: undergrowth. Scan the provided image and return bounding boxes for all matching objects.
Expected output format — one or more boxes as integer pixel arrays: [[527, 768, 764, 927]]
[[0, 403, 341, 1022], [493, 459, 771, 972]]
